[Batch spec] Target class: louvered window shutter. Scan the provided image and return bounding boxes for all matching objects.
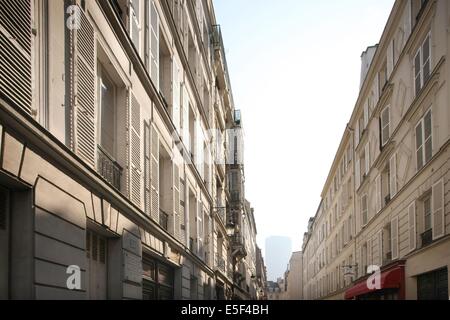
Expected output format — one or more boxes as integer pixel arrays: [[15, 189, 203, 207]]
[[182, 84, 190, 149], [355, 125, 360, 148], [173, 60, 181, 133], [150, 125, 160, 222], [375, 174, 382, 213], [432, 179, 445, 240], [391, 217, 399, 260], [359, 247, 363, 276], [365, 143, 370, 175], [129, 93, 142, 207], [0, 0, 32, 114], [149, 0, 159, 90], [364, 102, 369, 128], [390, 153, 397, 198], [378, 232, 383, 266], [387, 40, 394, 79], [355, 159, 361, 189], [173, 164, 181, 241], [367, 238, 372, 267], [374, 73, 380, 101], [144, 121, 151, 216], [197, 201, 203, 254], [408, 202, 416, 251], [73, 7, 96, 168], [144, 0, 150, 68]]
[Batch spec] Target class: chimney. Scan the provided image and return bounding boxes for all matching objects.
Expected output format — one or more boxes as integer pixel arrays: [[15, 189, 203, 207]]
[[360, 45, 378, 89]]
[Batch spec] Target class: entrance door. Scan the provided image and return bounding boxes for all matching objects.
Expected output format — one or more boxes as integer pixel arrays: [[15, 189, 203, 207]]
[[86, 230, 107, 300], [418, 268, 448, 300], [142, 255, 174, 300]]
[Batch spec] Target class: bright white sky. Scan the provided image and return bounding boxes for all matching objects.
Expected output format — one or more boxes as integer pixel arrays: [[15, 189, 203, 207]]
[[214, 0, 395, 254]]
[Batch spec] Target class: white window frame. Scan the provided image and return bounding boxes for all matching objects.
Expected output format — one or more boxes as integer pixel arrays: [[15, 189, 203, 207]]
[[414, 32, 431, 96], [361, 194, 368, 226], [415, 108, 433, 171], [381, 105, 390, 147], [97, 63, 118, 158], [130, 0, 141, 52]]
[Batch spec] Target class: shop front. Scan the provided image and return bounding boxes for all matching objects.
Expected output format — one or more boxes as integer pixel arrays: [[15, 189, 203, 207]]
[[345, 261, 406, 300]]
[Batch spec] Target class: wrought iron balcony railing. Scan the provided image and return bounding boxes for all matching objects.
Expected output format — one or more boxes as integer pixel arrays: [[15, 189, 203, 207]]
[[215, 254, 226, 273], [97, 145, 122, 191]]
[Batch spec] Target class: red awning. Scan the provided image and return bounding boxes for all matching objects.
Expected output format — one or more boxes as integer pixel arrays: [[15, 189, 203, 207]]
[[345, 266, 404, 300]]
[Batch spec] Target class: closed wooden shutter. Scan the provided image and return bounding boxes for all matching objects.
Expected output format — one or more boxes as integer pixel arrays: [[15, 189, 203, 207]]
[[149, 0, 159, 90], [364, 102, 369, 128], [432, 179, 445, 240], [197, 200, 203, 255], [391, 217, 399, 260], [355, 159, 361, 189], [378, 231, 383, 266], [408, 202, 416, 252], [387, 40, 394, 79], [375, 174, 382, 213], [374, 73, 380, 101], [144, 121, 151, 216], [173, 164, 181, 241], [364, 143, 370, 175], [354, 125, 360, 148], [0, 0, 32, 114], [173, 59, 181, 133], [182, 84, 190, 149], [73, 7, 96, 168], [130, 93, 142, 207], [150, 125, 160, 222], [359, 246, 363, 276], [390, 153, 397, 197]]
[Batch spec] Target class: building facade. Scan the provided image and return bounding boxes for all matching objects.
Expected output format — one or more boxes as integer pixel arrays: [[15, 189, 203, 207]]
[[0, 0, 263, 300], [285, 251, 303, 300], [301, 0, 450, 300]]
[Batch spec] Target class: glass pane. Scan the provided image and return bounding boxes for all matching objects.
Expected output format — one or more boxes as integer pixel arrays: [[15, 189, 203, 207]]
[[425, 137, 432, 163], [416, 122, 423, 149], [417, 146, 424, 170], [414, 52, 421, 77], [158, 264, 173, 286], [424, 198, 431, 231], [415, 74, 421, 94], [424, 111, 432, 139], [422, 37, 430, 64], [100, 68, 116, 156], [158, 286, 173, 300], [143, 260, 156, 281], [142, 280, 156, 300]]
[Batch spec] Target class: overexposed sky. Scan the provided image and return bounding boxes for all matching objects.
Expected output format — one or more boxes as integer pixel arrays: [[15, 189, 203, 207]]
[[214, 0, 395, 255]]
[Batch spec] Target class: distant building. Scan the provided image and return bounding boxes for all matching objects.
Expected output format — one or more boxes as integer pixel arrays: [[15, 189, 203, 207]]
[[265, 236, 292, 281], [286, 252, 303, 300]]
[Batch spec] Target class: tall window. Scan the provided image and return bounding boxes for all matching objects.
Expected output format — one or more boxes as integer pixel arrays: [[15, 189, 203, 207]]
[[424, 196, 432, 232], [414, 33, 431, 95], [361, 194, 368, 226], [98, 64, 117, 157], [142, 255, 175, 300], [415, 109, 432, 171], [381, 106, 390, 147]]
